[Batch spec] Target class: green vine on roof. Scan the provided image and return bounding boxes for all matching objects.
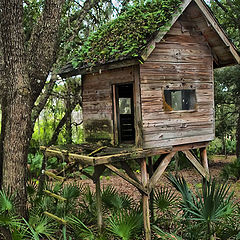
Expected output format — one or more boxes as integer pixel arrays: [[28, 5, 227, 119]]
[[72, 0, 182, 68]]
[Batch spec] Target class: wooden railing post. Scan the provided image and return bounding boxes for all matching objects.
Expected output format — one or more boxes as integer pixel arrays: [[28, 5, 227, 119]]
[[148, 157, 154, 222], [94, 166, 103, 232], [141, 158, 151, 240]]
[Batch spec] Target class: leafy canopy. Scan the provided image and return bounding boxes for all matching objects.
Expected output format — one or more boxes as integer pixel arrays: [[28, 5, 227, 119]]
[[72, 0, 182, 68]]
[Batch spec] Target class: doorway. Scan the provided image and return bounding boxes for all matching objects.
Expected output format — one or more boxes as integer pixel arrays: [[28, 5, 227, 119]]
[[113, 83, 135, 144]]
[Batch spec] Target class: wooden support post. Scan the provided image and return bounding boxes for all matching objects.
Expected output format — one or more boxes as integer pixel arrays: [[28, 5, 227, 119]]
[[94, 166, 103, 232], [200, 147, 209, 185], [148, 157, 154, 222], [200, 147, 209, 173], [141, 158, 151, 240]]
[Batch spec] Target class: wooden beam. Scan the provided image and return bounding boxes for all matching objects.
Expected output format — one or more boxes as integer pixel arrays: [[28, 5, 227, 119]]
[[149, 152, 176, 191], [200, 147, 209, 173], [105, 164, 148, 195], [40, 146, 94, 166], [141, 158, 151, 240], [112, 84, 119, 145], [120, 161, 140, 183], [182, 150, 210, 180], [60, 59, 140, 78], [172, 141, 209, 152], [92, 165, 106, 182], [94, 147, 171, 165], [133, 65, 143, 148], [94, 166, 103, 232], [153, 153, 168, 171], [148, 157, 154, 222]]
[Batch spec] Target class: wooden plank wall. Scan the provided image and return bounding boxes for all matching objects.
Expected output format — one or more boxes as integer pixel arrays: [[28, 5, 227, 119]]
[[140, 17, 215, 149], [82, 66, 134, 143]]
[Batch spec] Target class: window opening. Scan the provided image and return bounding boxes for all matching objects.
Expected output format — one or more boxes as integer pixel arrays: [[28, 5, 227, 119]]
[[164, 89, 196, 111]]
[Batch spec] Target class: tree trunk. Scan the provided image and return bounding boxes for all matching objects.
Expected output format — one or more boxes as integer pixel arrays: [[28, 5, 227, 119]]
[[236, 111, 240, 158], [0, 0, 32, 218], [0, 97, 7, 189]]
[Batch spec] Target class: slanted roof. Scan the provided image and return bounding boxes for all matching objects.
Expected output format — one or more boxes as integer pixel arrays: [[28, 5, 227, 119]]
[[60, 0, 240, 78]]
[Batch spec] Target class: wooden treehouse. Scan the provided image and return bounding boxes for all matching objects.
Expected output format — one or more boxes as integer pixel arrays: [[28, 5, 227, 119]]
[[42, 0, 240, 238]]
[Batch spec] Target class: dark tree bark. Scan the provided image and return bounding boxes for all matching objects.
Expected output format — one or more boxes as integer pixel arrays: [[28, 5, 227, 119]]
[[236, 110, 240, 158], [0, 0, 31, 217]]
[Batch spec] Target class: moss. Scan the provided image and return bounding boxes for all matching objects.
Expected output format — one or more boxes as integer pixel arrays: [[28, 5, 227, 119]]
[[72, 0, 182, 68], [84, 119, 113, 145]]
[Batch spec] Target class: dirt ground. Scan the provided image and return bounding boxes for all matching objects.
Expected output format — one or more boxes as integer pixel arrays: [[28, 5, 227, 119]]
[[69, 155, 240, 204]]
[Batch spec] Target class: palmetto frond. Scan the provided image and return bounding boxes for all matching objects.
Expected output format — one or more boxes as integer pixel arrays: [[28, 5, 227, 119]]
[[153, 186, 178, 212], [107, 210, 143, 240]]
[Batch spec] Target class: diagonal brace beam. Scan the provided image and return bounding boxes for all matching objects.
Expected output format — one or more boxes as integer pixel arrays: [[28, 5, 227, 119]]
[[182, 150, 210, 180], [148, 152, 176, 191], [105, 164, 148, 195]]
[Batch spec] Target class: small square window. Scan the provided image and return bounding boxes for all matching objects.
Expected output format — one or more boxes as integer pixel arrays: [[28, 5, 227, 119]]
[[119, 98, 131, 114], [164, 89, 196, 111]]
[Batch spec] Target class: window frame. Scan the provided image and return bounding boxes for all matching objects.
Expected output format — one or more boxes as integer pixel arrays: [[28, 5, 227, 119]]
[[163, 88, 197, 112]]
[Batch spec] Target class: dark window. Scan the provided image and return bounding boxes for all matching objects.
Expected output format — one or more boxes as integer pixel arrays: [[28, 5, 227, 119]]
[[164, 89, 196, 111]]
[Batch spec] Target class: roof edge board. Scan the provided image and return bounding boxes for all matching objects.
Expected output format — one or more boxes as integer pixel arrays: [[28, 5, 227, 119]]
[[193, 0, 240, 65], [140, 0, 192, 61]]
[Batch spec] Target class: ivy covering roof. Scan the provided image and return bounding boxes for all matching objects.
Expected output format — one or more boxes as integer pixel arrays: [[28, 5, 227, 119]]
[[72, 0, 182, 69]]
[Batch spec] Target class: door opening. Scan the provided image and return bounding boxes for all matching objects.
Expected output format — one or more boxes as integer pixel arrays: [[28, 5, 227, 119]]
[[113, 83, 135, 144]]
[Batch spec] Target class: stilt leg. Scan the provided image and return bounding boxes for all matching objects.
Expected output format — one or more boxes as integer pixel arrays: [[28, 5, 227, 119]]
[[148, 157, 154, 222], [200, 147, 209, 185], [200, 147, 209, 173], [141, 158, 151, 240], [94, 167, 103, 232]]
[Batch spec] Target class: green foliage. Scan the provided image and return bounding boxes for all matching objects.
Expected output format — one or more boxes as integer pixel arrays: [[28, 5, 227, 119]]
[[107, 210, 143, 240], [28, 153, 43, 178], [68, 216, 96, 240], [168, 174, 235, 239], [208, 137, 236, 155], [153, 186, 178, 213], [221, 158, 240, 181], [152, 225, 183, 240], [211, 0, 240, 49], [73, 0, 182, 68], [102, 186, 135, 212]]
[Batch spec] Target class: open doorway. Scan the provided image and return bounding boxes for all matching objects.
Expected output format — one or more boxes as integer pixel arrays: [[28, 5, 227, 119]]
[[113, 83, 135, 144]]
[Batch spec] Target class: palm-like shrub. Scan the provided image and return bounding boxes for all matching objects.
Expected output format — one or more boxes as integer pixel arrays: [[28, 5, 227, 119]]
[[168, 174, 235, 239], [153, 186, 178, 213], [107, 210, 143, 240], [0, 190, 26, 239], [102, 186, 134, 212]]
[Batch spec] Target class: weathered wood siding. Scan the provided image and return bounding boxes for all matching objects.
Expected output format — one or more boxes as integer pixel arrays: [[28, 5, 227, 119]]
[[140, 18, 214, 149], [82, 66, 134, 144]]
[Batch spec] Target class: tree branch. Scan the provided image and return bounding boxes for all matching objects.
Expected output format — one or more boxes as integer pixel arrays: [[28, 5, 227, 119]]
[[27, 0, 64, 105], [31, 72, 58, 126]]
